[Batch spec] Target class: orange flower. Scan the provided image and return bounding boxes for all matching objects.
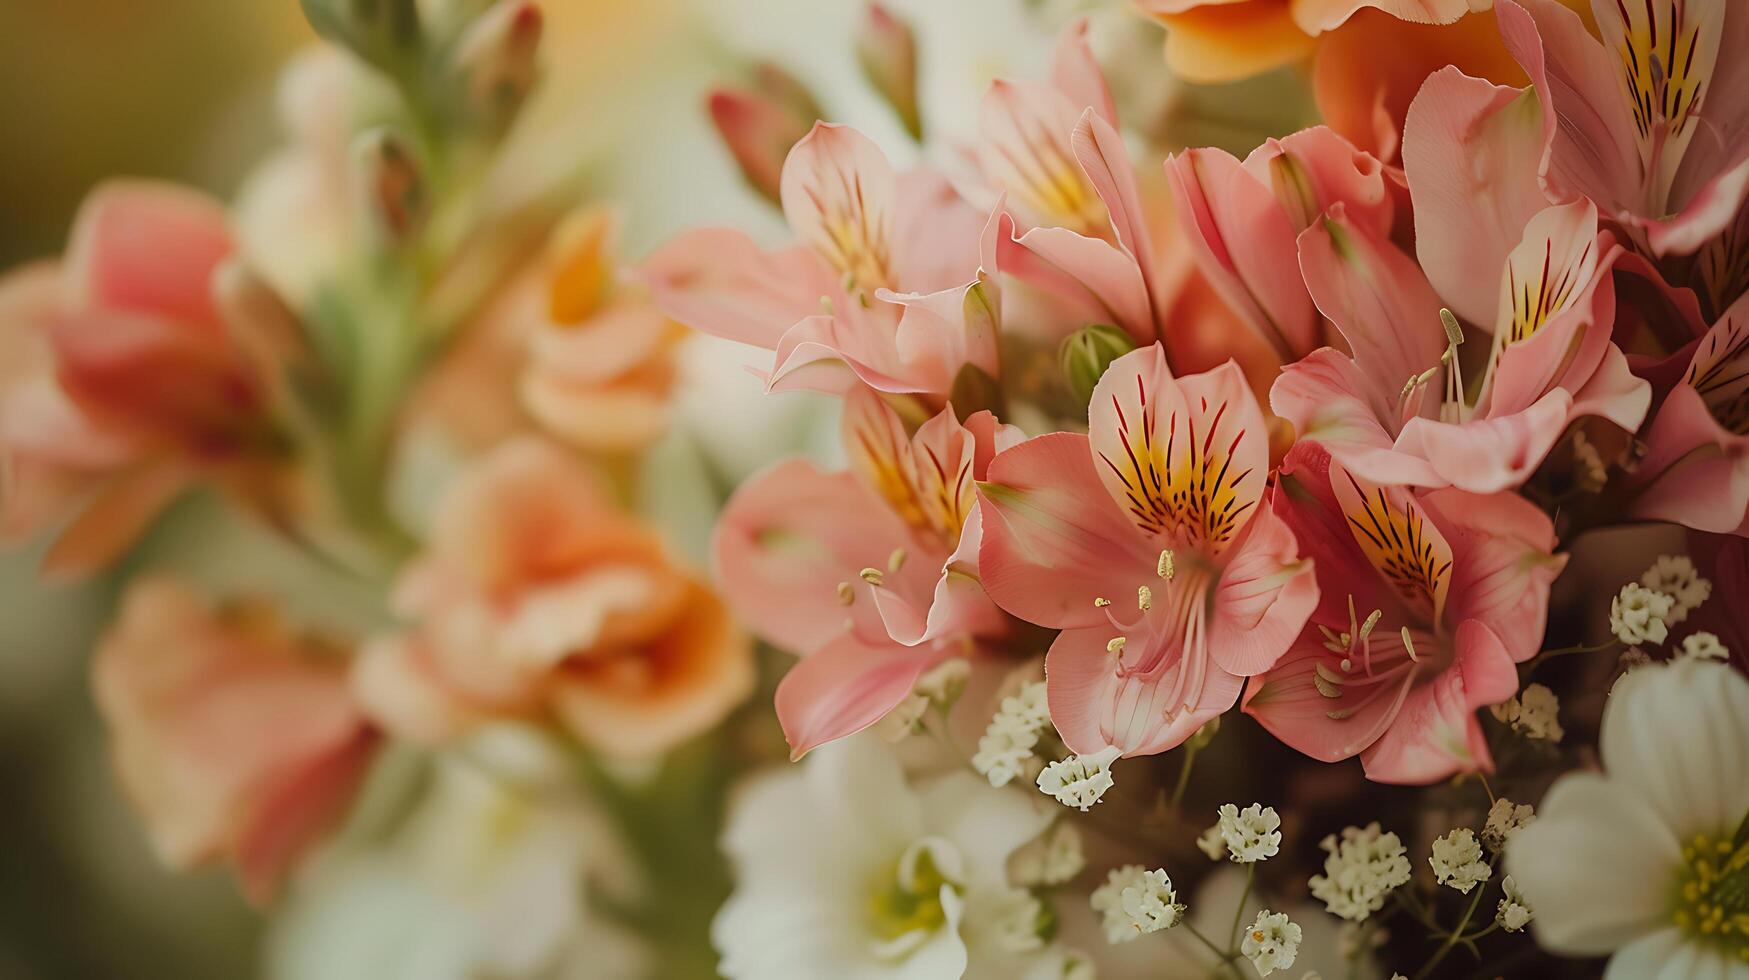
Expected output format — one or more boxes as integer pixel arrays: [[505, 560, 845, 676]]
[[92, 579, 376, 904], [354, 438, 752, 757]]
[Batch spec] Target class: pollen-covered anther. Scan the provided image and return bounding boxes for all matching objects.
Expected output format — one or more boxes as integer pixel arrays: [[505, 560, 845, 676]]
[[1400, 627, 1420, 663], [837, 581, 856, 605], [1094, 597, 1112, 608], [1107, 636, 1127, 655], [1137, 585, 1153, 612], [860, 567, 885, 586], [1157, 549, 1176, 581], [888, 547, 907, 573]]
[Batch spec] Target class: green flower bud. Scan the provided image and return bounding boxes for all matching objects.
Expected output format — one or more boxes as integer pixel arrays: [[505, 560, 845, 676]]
[[1060, 324, 1135, 406]]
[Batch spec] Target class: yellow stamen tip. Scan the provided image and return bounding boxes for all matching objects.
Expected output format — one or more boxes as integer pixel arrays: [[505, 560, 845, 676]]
[[837, 581, 855, 605], [1137, 585, 1152, 611], [860, 567, 885, 586]]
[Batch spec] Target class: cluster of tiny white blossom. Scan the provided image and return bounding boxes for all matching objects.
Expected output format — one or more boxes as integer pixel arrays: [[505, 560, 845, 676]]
[[1089, 865, 1182, 943], [990, 887, 1051, 954], [1036, 746, 1119, 811], [1308, 823, 1412, 920], [1611, 582, 1676, 644], [972, 680, 1051, 787], [1240, 910, 1302, 976], [1638, 555, 1711, 625], [1217, 803, 1282, 863], [875, 657, 970, 742], [1490, 683, 1563, 742], [1010, 821, 1085, 887], [1496, 875, 1533, 932], [1679, 631, 1729, 662], [1429, 828, 1491, 894], [1481, 798, 1535, 853]]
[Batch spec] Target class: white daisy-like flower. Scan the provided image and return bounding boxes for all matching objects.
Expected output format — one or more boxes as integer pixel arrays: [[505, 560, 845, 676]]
[[1678, 631, 1729, 662], [1639, 555, 1711, 625], [1217, 803, 1282, 863], [714, 736, 1052, 979], [1196, 822, 1227, 861], [1481, 798, 1535, 853], [1009, 822, 1084, 887], [1508, 659, 1749, 977], [1491, 683, 1563, 742], [1429, 829, 1491, 894], [1036, 747, 1119, 812], [1611, 582, 1676, 645], [1496, 875, 1532, 933], [1239, 909, 1302, 976], [1307, 823, 1413, 921], [973, 681, 1051, 788], [1090, 865, 1181, 943]]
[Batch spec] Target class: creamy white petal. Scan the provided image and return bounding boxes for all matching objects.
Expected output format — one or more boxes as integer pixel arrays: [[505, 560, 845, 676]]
[[1600, 660, 1749, 838], [1507, 773, 1677, 955]]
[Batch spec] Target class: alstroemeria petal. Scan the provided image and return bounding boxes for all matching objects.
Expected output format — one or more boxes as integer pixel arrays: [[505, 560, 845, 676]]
[[1206, 499, 1318, 676], [64, 179, 234, 328], [1358, 618, 1514, 784], [1270, 347, 1446, 487], [780, 122, 898, 295], [1393, 390, 1573, 494], [774, 634, 936, 759], [1402, 67, 1548, 328], [1045, 624, 1240, 757], [640, 227, 836, 350], [1298, 205, 1446, 389], [1421, 485, 1563, 664]]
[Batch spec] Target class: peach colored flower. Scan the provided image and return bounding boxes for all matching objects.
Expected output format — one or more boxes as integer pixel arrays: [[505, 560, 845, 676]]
[[354, 438, 753, 757], [0, 181, 292, 578], [92, 579, 377, 904], [411, 207, 684, 455]]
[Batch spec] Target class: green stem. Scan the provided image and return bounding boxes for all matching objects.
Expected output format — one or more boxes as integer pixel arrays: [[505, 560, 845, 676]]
[[1413, 884, 1487, 980], [1522, 638, 1620, 675], [1227, 864, 1254, 955], [1170, 743, 1200, 808]]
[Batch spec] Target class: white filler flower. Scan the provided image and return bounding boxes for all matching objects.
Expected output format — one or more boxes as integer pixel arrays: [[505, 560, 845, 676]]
[[1508, 659, 1749, 977], [1611, 582, 1676, 645], [1090, 865, 1182, 943], [1429, 829, 1491, 894], [1240, 909, 1302, 976], [714, 736, 1051, 979], [1308, 823, 1412, 921], [1218, 803, 1282, 863], [1036, 746, 1120, 811], [1639, 555, 1711, 625]]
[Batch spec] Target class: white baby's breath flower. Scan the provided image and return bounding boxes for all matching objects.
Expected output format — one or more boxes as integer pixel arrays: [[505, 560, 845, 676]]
[[1571, 430, 1607, 490], [1010, 821, 1084, 887], [990, 888, 1049, 954], [1308, 823, 1412, 921], [1611, 582, 1675, 644], [1618, 646, 1653, 672], [1036, 747, 1119, 812], [915, 657, 971, 704], [974, 681, 1051, 787], [1196, 822, 1227, 861], [1481, 798, 1535, 853], [1090, 865, 1181, 943], [1429, 829, 1491, 894], [1217, 803, 1282, 863], [1491, 684, 1563, 742], [1639, 555, 1711, 625], [1239, 909, 1302, 976], [1495, 875, 1532, 932], [1678, 631, 1729, 662], [875, 693, 930, 742]]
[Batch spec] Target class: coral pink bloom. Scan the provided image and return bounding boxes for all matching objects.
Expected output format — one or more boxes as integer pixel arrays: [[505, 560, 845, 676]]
[[1243, 444, 1564, 784], [977, 345, 1318, 757], [975, 22, 1172, 350], [1167, 125, 1395, 362], [1272, 67, 1649, 494], [353, 439, 753, 757], [1628, 292, 1749, 534], [1135, 0, 1484, 84], [714, 387, 1020, 757], [641, 123, 997, 398], [1498, 0, 1749, 317], [0, 181, 285, 578], [92, 579, 377, 903]]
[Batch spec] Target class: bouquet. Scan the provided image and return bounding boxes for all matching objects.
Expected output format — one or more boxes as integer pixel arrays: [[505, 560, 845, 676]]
[[2, 0, 1745, 977]]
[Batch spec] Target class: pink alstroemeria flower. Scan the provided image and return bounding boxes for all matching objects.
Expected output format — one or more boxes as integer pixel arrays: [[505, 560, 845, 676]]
[[1628, 291, 1749, 534], [1272, 66, 1649, 494], [976, 345, 1318, 757], [0, 180, 290, 578], [641, 123, 997, 398], [1167, 125, 1397, 363], [1498, 0, 1749, 318], [714, 387, 1020, 757], [1244, 444, 1565, 784]]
